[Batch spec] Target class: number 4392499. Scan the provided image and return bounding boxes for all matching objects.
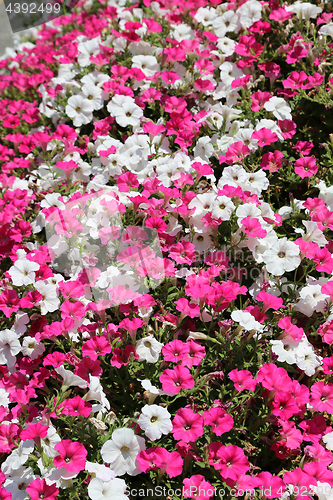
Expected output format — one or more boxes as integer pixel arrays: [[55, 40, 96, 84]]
[[5, 3, 61, 14]]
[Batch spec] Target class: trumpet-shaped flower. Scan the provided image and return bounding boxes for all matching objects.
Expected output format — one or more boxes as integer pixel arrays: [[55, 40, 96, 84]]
[[101, 428, 146, 476], [137, 404, 172, 441]]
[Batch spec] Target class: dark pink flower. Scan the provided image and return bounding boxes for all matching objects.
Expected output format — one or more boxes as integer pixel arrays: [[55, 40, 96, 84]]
[[294, 156, 318, 178], [20, 423, 48, 441], [183, 475, 214, 500], [26, 478, 59, 500], [229, 369, 257, 392], [202, 407, 234, 436], [159, 365, 194, 394], [241, 217, 267, 238], [181, 340, 206, 368], [81, 335, 111, 360], [53, 439, 87, 473], [251, 128, 279, 147], [60, 396, 92, 418], [252, 472, 286, 498], [215, 444, 249, 481], [310, 381, 333, 413], [162, 340, 189, 363], [172, 408, 204, 443], [283, 468, 316, 500]]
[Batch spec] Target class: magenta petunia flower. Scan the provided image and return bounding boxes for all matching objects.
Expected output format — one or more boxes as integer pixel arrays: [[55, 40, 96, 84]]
[[172, 407, 204, 443], [294, 156, 318, 179], [214, 444, 249, 480], [183, 475, 214, 500], [53, 439, 87, 473], [162, 340, 189, 363], [159, 365, 194, 394], [26, 478, 59, 500], [202, 407, 234, 436]]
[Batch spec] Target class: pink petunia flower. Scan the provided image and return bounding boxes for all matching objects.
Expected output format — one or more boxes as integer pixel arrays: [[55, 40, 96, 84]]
[[162, 340, 189, 363], [251, 128, 279, 147], [260, 150, 283, 173], [81, 335, 112, 360], [26, 478, 59, 500], [172, 408, 204, 443], [310, 381, 333, 413], [53, 439, 87, 473], [181, 340, 206, 368], [252, 472, 286, 498], [60, 396, 92, 418], [202, 407, 234, 436], [136, 446, 183, 478], [294, 157, 318, 178], [256, 290, 285, 312], [20, 423, 48, 442], [183, 475, 215, 500], [175, 298, 201, 320], [283, 468, 317, 500], [229, 369, 257, 392], [159, 365, 194, 394], [240, 217, 267, 238], [214, 444, 249, 480], [277, 420, 303, 450]]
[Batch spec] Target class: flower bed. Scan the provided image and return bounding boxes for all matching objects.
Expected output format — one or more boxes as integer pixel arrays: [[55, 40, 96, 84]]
[[1, 0, 333, 498]]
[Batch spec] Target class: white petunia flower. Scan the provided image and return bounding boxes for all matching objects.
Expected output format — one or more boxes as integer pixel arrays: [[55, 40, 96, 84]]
[[4, 466, 37, 500], [0, 329, 21, 367], [231, 310, 264, 332], [188, 192, 217, 218], [66, 94, 94, 127], [8, 259, 40, 287], [136, 336, 164, 363], [217, 37, 237, 56], [55, 366, 87, 391], [80, 83, 104, 111], [84, 375, 110, 411], [101, 428, 146, 476], [237, 0, 262, 28], [311, 482, 333, 500], [195, 7, 218, 26], [270, 338, 300, 365], [293, 282, 330, 317], [77, 37, 102, 67], [211, 196, 235, 221], [263, 97, 292, 121], [107, 95, 143, 128], [41, 426, 62, 458], [213, 10, 240, 36], [1, 441, 34, 474], [193, 136, 215, 161], [323, 432, 333, 451], [85, 462, 116, 482], [285, 2, 322, 22], [294, 341, 322, 377], [88, 477, 128, 500], [301, 220, 327, 246], [131, 55, 160, 76], [137, 404, 173, 441], [0, 387, 10, 408], [34, 282, 60, 315], [21, 336, 45, 360], [318, 23, 333, 36], [262, 237, 301, 276], [12, 312, 29, 337]]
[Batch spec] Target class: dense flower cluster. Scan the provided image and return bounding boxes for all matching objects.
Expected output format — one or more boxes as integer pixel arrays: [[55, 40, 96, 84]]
[[1, 0, 333, 498]]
